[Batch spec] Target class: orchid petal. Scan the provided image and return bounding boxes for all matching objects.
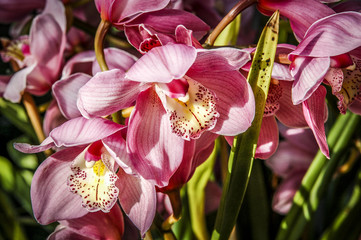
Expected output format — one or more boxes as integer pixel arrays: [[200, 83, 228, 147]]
[[276, 81, 308, 128], [43, 100, 67, 136], [124, 9, 210, 40], [42, 0, 66, 32], [278, 125, 319, 154], [127, 87, 195, 187], [77, 69, 141, 118], [57, 205, 124, 240], [48, 226, 93, 240], [126, 44, 197, 83], [62, 50, 95, 77], [187, 69, 255, 136], [53, 73, 91, 119], [255, 116, 279, 159], [3, 63, 36, 102], [291, 12, 361, 58], [303, 86, 329, 158], [117, 169, 156, 236], [92, 48, 138, 75], [31, 147, 89, 224], [290, 56, 330, 104]]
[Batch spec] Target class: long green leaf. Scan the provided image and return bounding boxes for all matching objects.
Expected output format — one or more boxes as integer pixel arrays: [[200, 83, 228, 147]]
[[211, 10, 279, 240]]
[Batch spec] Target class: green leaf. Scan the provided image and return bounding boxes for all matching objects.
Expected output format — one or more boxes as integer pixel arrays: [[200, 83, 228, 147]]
[[0, 156, 15, 191], [0, 98, 36, 139], [187, 138, 219, 240], [211, 10, 279, 240], [172, 188, 195, 240], [214, 14, 241, 46]]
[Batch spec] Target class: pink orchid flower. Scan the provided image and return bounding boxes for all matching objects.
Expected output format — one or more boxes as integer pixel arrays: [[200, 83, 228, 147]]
[[124, 9, 209, 53], [266, 126, 317, 214], [0, 0, 45, 23], [1, 0, 66, 102], [226, 44, 329, 158], [48, 204, 124, 240], [95, 0, 170, 26], [77, 43, 255, 187], [289, 11, 361, 110], [15, 117, 157, 236]]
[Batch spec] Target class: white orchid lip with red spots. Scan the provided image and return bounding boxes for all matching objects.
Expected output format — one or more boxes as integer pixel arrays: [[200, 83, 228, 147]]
[[157, 76, 219, 140], [68, 141, 119, 213]]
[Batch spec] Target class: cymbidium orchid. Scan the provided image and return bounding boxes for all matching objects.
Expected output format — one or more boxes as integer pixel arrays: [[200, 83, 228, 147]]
[[77, 43, 255, 187], [1, 0, 66, 103], [0, 0, 45, 23], [288, 11, 361, 109], [266, 126, 317, 214], [226, 44, 329, 158], [15, 117, 157, 235]]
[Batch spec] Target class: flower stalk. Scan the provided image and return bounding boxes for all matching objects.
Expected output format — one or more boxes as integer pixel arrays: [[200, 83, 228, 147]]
[[95, 19, 111, 71]]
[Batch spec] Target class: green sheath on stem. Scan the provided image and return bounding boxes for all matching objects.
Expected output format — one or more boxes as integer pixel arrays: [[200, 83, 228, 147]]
[[211, 10, 279, 240]]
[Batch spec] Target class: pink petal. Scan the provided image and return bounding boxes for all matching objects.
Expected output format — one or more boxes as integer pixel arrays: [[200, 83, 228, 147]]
[[30, 13, 65, 76], [31, 147, 89, 224], [117, 169, 156, 236], [255, 116, 279, 159], [193, 48, 251, 71], [43, 100, 67, 136], [266, 141, 314, 178], [303, 85, 329, 158], [257, 0, 335, 40], [92, 48, 138, 75], [278, 125, 319, 154], [349, 98, 361, 115], [125, 44, 197, 83], [3, 63, 36, 102], [276, 81, 308, 128], [290, 56, 330, 104], [42, 0, 66, 32], [95, 0, 169, 23], [48, 226, 93, 240], [272, 172, 305, 215], [187, 68, 255, 136], [62, 50, 95, 77], [127, 87, 196, 187], [53, 73, 91, 119], [124, 9, 210, 40], [58, 204, 124, 239], [291, 12, 361, 58], [77, 69, 142, 118]]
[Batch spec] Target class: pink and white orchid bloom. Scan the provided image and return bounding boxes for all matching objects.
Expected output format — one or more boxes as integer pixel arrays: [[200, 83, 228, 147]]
[[77, 43, 255, 187], [1, 0, 66, 102], [289, 12, 361, 111], [266, 126, 317, 214], [15, 117, 157, 236]]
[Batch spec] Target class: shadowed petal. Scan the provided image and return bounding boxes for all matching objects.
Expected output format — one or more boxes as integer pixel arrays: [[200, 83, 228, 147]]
[[31, 147, 89, 224], [117, 169, 156, 236], [77, 69, 142, 118], [255, 116, 279, 159], [303, 85, 329, 158], [127, 87, 195, 187]]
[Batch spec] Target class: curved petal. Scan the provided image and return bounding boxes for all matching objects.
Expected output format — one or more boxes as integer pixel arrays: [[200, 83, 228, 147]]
[[92, 48, 137, 75], [43, 100, 67, 136], [53, 73, 91, 119], [278, 125, 319, 154], [192, 47, 251, 72], [58, 204, 124, 240], [48, 226, 93, 240], [276, 81, 308, 128], [303, 85, 329, 158], [125, 44, 197, 83], [31, 147, 89, 224], [117, 169, 156, 236], [127, 87, 195, 187], [3, 63, 36, 102], [124, 9, 210, 40], [291, 12, 361, 58], [255, 116, 279, 159], [187, 69, 255, 136], [290, 56, 330, 104], [77, 69, 141, 118], [62, 50, 95, 77]]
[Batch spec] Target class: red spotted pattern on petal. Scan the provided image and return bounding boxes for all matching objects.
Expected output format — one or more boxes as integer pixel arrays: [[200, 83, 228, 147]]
[[67, 149, 119, 213], [140, 38, 162, 54], [264, 81, 282, 117], [157, 77, 219, 140]]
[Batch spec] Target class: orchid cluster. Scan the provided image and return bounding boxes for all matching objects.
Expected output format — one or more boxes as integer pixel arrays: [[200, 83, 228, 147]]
[[1, 0, 361, 239]]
